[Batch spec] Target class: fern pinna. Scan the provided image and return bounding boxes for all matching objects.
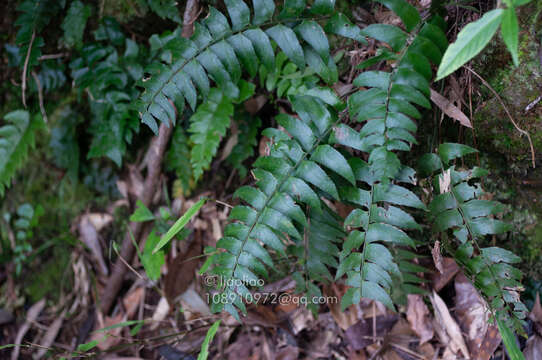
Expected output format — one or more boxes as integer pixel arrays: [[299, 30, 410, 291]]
[[0, 111, 43, 196], [136, 0, 363, 133], [336, 2, 447, 310], [420, 143, 527, 331]]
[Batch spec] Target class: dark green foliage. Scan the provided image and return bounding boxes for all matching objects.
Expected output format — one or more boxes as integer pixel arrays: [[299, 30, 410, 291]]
[[70, 22, 143, 166], [14, 0, 63, 74], [420, 143, 527, 331], [189, 89, 234, 181], [166, 125, 193, 193], [147, 0, 182, 23], [49, 107, 81, 181], [226, 112, 262, 178], [61, 0, 92, 49], [208, 95, 357, 318], [0, 111, 43, 196], [337, 4, 447, 311], [136, 0, 361, 132]]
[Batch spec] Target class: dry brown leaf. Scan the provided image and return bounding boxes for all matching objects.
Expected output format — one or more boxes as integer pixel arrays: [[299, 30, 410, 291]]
[[150, 297, 170, 330], [474, 326, 502, 360], [11, 299, 46, 360], [244, 94, 267, 114], [219, 121, 239, 161], [325, 284, 362, 330], [525, 335, 542, 360], [431, 291, 470, 359], [276, 345, 300, 360], [432, 241, 444, 274], [179, 288, 211, 319], [430, 89, 472, 128], [345, 315, 398, 350], [34, 310, 66, 359], [432, 257, 460, 291], [525, 293, 542, 360], [94, 287, 144, 350], [439, 168, 452, 193], [78, 214, 108, 276], [164, 237, 202, 305], [406, 294, 434, 344], [454, 274, 493, 356]]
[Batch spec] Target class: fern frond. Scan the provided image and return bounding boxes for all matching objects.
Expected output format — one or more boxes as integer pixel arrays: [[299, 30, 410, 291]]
[[208, 95, 359, 318], [189, 89, 234, 181], [291, 204, 344, 314], [336, 0, 447, 310], [70, 33, 142, 166], [0, 111, 43, 196], [137, 0, 364, 132], [166, 125, 193, 194], [226, 111, 262, 178], [15, 0, 62, 98], [421, 143, 527, 332]]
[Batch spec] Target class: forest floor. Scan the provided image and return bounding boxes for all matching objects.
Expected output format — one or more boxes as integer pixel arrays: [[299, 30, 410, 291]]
[[1, 0, 542, 359]]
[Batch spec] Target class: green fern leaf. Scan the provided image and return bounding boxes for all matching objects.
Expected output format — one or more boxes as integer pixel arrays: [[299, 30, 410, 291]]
[[337, 1, 447, 311], [137, 0, 362, 132], [0, 111, 43, 196], [422, 143, 527, 332], [189, 89, 234, 181]]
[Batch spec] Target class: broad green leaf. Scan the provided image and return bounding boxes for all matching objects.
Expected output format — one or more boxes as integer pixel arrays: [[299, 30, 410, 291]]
[[437, 9, 503, 80], [224, 0, 250, 31], [266, 25, 306, 69], [501, 7, 519, 66], [153, 198, 206, 254], [129, 200, 155, 222], [197, 320, 221, 360], [496, 317, 525, 360], [295, 21, 330, 63], [324, 13, 366, 43], [61, 0, 91, 48], [142, 231, 165, 280], [438, 143, 478, 164], [375, 0, 420, 32], [252, 0, 275, 25]]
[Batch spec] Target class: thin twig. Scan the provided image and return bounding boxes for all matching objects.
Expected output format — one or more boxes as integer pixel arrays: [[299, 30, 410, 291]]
[[31, 71, 48, 123], [21, 31, 36, 108], [38, 53, 69, 61], [465, 66, 536, 168]]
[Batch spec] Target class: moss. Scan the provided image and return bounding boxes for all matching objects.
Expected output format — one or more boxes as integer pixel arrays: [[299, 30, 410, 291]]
[[471, 1, 542, 171]]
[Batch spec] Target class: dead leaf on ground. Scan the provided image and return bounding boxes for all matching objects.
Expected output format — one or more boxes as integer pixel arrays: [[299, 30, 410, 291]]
[[525, 293, 542, 360], [432, 257, 460, 291], [93, 287, 144, 350], [344, 314, 398, 350], [430, 89, 473, 128], [164, 234, 202, 306], [432, 241, 444, 274], [454, 274, 496, 358], [78, 214, 109, 276], [431, 291, 470, 359], [406, 294, 434, 344], [34, 310, 66, 359], [11, 299, 46, 360], [275, 345, 299, 360]]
